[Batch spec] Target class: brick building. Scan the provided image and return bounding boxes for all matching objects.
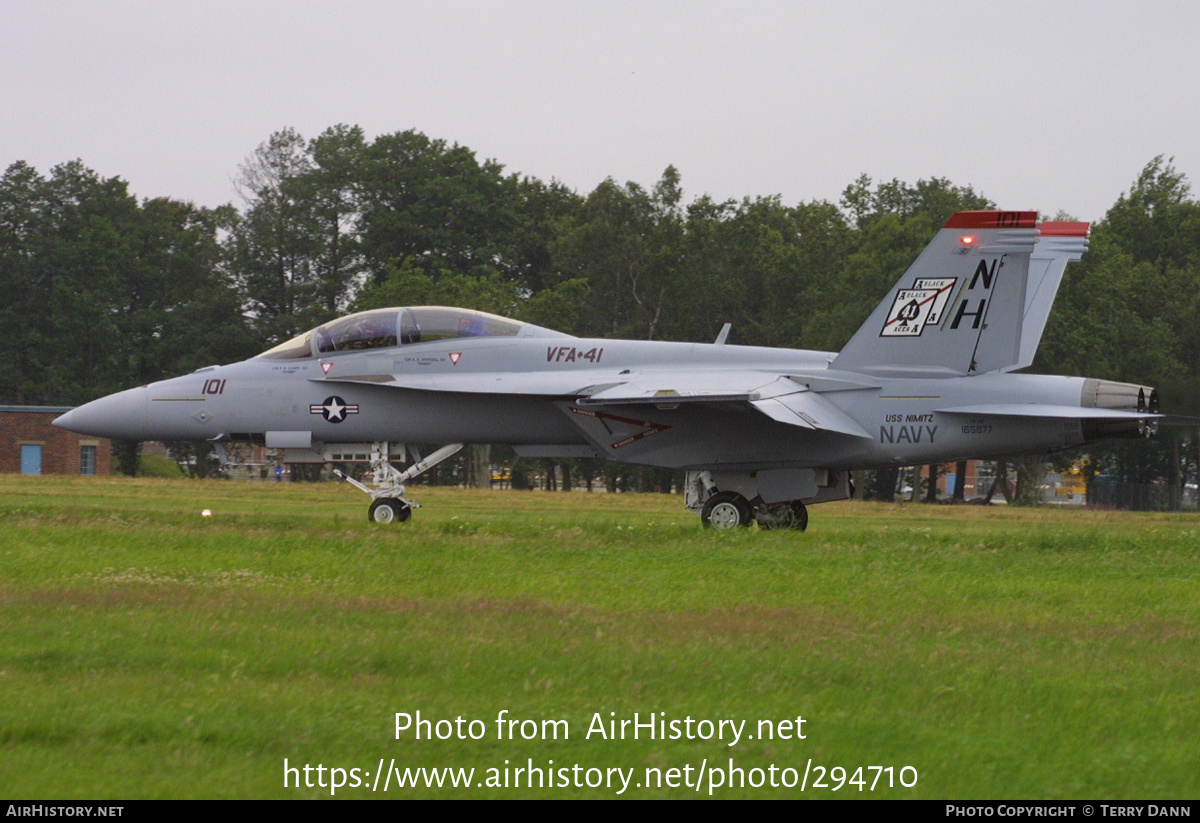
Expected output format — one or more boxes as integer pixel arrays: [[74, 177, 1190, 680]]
[[0, 406, 112, 475]]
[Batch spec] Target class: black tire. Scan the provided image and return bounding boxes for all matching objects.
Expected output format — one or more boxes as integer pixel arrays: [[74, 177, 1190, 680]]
[[790, 500, 809, 532], [756, 502, 796, 530], [701, 491, 752, 529], [368, 498, 408, 524], [756, 500, 810, 531]]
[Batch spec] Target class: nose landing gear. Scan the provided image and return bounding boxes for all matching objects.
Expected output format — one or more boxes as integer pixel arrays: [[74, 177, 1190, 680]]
[[333, 442, 464, 523]]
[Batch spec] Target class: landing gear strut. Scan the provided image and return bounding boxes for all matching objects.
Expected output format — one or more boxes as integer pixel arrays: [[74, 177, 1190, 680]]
[[334, 442, 464, 524]]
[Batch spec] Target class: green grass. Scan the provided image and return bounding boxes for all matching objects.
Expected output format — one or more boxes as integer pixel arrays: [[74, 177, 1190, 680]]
[[2, 475, 1198, 798]]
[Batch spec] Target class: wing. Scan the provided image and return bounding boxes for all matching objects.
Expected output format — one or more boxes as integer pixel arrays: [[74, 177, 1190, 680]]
[[321, 369, 872, 438], [579, 374, 870, 438]]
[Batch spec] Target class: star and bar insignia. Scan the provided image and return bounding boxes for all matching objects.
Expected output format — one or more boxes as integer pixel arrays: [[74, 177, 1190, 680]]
[[310, 396, 359, 423]]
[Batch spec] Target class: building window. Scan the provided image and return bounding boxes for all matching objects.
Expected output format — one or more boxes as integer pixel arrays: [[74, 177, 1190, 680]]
[[80, 445, 96, 475]]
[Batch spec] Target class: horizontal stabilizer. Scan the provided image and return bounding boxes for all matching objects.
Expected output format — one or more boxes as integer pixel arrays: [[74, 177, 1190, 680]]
[[937, 404, 1169, 420]]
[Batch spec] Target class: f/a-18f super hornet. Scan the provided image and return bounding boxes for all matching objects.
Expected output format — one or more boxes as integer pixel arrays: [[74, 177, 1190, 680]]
[[55, 210, 1190, 529]]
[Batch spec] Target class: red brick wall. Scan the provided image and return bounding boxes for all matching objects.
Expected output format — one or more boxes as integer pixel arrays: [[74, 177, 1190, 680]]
[[0, 409, 112, 475]]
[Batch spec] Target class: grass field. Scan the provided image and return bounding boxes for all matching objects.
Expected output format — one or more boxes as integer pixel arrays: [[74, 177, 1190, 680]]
[[1, 475, 1198, 799]]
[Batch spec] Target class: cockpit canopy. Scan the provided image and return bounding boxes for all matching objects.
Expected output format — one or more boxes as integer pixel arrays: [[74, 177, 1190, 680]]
[[256, 306, 528, 360]]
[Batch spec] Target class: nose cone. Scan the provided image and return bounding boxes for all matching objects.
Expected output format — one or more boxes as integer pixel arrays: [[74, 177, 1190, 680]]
[[54, 387, 150, 439]]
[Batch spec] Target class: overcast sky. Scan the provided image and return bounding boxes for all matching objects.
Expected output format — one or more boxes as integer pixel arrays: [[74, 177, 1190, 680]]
[[4, 1, 1198, 222]]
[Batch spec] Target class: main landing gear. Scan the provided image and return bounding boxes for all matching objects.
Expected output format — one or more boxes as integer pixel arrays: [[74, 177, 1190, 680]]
[[686, 471, 811, 531], [753, 500, 809, 532], [334, 442, 464, 524], [697, 491, 808, 531]]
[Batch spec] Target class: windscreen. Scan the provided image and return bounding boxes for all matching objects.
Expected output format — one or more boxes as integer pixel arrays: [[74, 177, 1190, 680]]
[[256, 331, 313, 360]]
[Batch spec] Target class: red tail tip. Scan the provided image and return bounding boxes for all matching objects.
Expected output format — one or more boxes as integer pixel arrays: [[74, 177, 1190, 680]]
[[944, 210, 1039, 230], [1038, 221, 1090, 237]]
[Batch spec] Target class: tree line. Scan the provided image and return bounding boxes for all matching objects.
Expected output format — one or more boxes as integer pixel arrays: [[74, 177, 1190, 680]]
[[2, 126, 1197, 504]]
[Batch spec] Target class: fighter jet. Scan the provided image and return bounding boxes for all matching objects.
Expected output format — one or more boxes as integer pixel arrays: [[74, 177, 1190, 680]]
[[54, 210, 1188, 529]]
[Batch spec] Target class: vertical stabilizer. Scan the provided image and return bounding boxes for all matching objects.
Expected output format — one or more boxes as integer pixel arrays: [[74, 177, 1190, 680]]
[[1003, 221, 1089, 372], [831, 211, 1060, 376]]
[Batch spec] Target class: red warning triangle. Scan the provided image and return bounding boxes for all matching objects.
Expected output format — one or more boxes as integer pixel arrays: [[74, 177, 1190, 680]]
[[449, 352, 462, 365], [321, 361, 333, 375]]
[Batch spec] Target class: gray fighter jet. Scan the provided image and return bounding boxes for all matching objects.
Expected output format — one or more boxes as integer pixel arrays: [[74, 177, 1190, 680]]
[[54, 210, 1188, 528]]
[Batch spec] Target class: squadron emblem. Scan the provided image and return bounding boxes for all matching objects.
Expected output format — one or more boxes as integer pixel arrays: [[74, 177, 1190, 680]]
[[880, 278, 957, 337]]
